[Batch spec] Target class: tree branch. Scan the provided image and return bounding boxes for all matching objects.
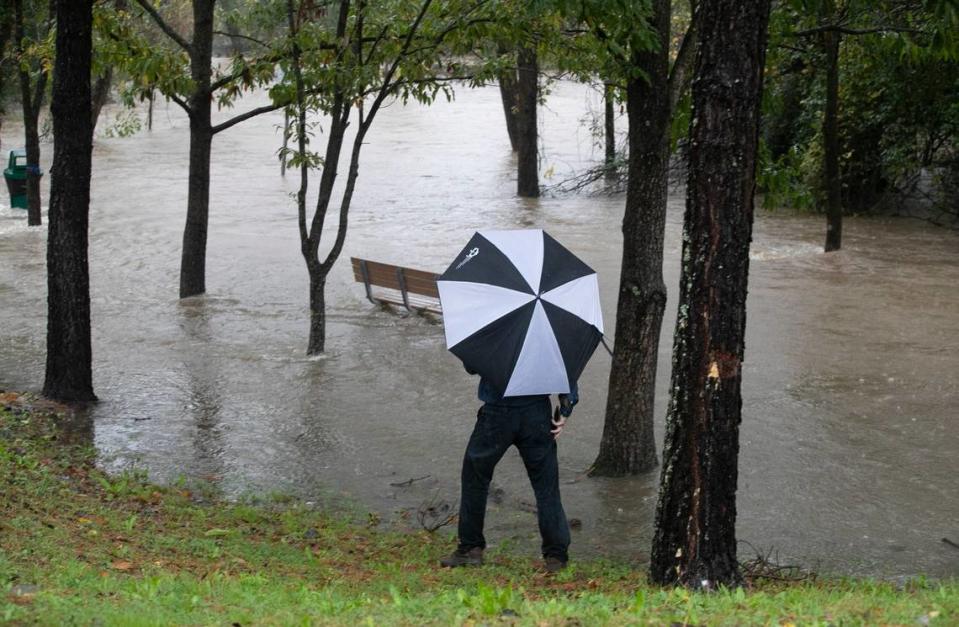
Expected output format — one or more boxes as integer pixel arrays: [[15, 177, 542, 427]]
[[667, 12, 698, 113], [168, 92, 192, 116], [133, 0, 192, 53], [211, 101, 286, 135], [212, 29, 271, 49], [792, 24, 924, 37]]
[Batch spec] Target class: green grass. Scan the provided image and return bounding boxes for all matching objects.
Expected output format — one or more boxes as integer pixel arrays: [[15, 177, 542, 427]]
[[1, 397, 956, 625]]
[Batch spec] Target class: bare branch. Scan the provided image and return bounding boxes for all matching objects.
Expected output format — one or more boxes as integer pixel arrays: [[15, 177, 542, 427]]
[[668, 12, 698, 113], [132, 0, 193, 53], [211, 101, 286, 135], [212, 30, 271, 49], [792, 23, 924, 37], [168, 92, 192, 116]]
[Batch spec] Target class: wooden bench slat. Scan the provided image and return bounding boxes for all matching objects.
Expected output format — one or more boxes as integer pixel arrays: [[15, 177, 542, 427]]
[[351, 257, 443, 312]]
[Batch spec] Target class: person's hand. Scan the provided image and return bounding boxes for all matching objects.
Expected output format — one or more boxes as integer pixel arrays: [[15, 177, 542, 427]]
[[551, 406, 567, 438], [558, 389, 578, 418]]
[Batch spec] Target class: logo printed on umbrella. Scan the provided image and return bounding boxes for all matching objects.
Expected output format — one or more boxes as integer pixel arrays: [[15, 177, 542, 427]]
[[455, 247, 480, 270]]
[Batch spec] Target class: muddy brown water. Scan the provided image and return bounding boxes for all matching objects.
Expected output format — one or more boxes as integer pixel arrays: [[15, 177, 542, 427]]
[[1, 82, 957, 577]]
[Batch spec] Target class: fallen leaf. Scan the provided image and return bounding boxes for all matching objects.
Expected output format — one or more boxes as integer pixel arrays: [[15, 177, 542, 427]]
[[111, 560, 134, 571]]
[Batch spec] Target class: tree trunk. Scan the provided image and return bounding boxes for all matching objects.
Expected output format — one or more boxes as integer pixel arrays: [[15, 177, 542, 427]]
[[21, 98, 43, 225], [497, 47, 519, 152], [14, 0, 47, 226], [822, 30, 842, 252], [515, 45, 539, 198], [179, 0, 215, 298], [147, 89, 154, 130], [604, 83, 616, 175], [43, 0, 96, 402], [649, 0, 770, 588], [0, 7, 12, 137], [591, 0, 671, 477], [90, 65, 113, 132], [307, 270, 326, 354]]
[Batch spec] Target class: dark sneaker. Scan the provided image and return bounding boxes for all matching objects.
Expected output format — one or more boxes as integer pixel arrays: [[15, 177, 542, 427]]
[[544, 556, 568, 573], [440, 547, 484, 568]]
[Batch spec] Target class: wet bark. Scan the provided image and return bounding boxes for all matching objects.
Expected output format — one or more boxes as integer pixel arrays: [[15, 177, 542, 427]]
[[178, 0, 215, 298], [0, 8, 11, 136], [604, 83, 616, 176], [822, 30, 842, 252], [43, 0, 96, 402], [91, 0, 125, 132], [515, 45, 539, 198], [307, 273, 327, 353], [135, 0, 284, 298], [591, 0, 671, 477], [90, 65, 113, 132], [649, 0, 770, 588], [497, 46, 519, 152], [14, 0, 50, 226], [147, 89, 154, 130]]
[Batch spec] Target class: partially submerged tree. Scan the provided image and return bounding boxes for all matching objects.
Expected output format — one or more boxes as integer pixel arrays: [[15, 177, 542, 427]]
[[285, 0, 491, 354], [12, 0, 53, 226], [551, 0, 699, 476], [767, 0, 959, 251], [121, 0, 289, 297], [649, 0, 771, 588], [43, 0, 96, 402]]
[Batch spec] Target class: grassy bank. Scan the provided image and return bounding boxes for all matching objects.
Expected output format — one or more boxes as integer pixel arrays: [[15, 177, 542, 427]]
[[1, 396, 955, 625]]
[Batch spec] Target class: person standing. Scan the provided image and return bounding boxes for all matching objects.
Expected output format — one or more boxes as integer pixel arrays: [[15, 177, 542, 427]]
[[440, 371, 577, 573]]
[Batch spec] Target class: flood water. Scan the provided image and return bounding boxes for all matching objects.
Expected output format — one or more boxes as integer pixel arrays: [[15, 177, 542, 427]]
[[1, 82, 957, 578]]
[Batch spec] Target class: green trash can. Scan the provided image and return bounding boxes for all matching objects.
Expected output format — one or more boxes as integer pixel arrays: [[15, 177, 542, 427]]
[[3, 149, 42, 210]]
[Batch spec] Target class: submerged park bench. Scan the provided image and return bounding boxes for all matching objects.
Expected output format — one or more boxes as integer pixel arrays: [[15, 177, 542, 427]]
[[350, 257, 442, 314]]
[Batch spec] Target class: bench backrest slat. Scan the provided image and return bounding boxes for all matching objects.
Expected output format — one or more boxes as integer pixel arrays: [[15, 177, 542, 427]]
[[350, 257, 440, 298]]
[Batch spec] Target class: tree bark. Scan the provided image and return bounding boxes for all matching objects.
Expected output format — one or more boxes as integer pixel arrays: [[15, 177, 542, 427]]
[[0, 7, 12, 139], [307, 272, 326, 353], [91, 0, 126, 132], [179, 0, 215, 298], [604, 83, 616, 175], [590, 0, 671, 477], [822, 30, 842, 252], [91, 68, 113, 132], [649, 0, 770, 588], [515, 45, 539, 198], [14, 0, 49, 226], [497, 46, 519, 152], [43, 0, 96, 402]]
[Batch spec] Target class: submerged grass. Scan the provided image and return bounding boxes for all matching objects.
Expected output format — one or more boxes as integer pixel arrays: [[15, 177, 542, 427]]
[[1, 397, 956, 625]]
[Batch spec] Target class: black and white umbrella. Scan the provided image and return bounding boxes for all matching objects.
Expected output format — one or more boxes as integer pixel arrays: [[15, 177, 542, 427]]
[[437, 229, 604, 397]]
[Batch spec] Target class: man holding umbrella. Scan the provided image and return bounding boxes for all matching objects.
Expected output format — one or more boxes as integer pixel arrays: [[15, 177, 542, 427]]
[[435, 229, 605, 573]]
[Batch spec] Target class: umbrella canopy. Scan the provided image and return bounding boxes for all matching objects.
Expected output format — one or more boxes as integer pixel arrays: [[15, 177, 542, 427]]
[[437, 229, 604, 397]]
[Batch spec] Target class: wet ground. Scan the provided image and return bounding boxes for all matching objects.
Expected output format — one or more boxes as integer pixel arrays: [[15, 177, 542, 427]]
[[1, 81, 957, 577]]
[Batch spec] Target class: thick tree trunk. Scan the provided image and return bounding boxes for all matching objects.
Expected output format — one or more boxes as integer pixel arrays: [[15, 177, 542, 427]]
[[497, 47, 519, 152], [591, 0, 671, 477], [649, 0, 770, 588], [179, 0, 215, 298], [822, 31, 842, 252], [43, 0, 96, 402], [604, 83, 616, 174], [515, 45, 539, 198], [181, 118, 212, 297]]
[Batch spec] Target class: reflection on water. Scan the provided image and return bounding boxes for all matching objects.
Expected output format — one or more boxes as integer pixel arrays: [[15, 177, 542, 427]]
[[1, 82, 957, 577]]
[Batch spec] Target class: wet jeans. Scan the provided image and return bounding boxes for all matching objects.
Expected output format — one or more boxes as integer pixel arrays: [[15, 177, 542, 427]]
[[456, 398, 571, 561]]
